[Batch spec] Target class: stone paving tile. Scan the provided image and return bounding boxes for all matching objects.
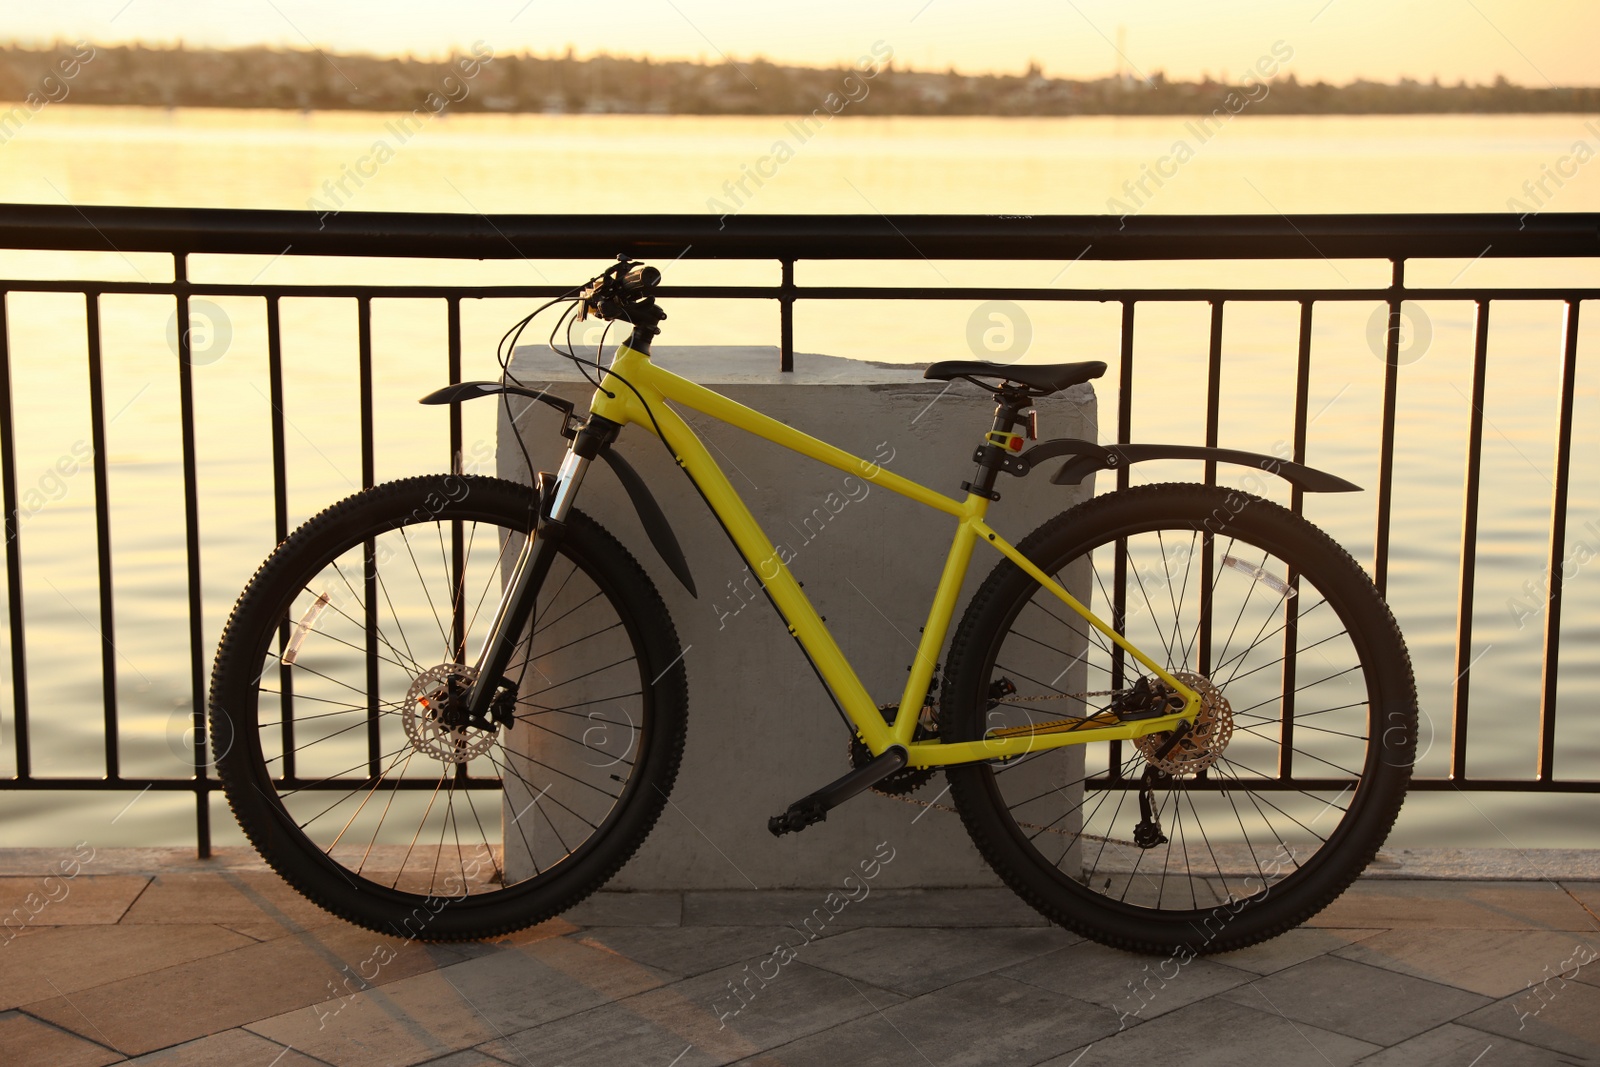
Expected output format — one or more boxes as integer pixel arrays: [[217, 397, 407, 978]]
[[562, 891, 683, 927], [23, 921, 465, 1056], [123, 1026, 323, 1065], [0, 1010, 124, 1067], [1039, 997, 1379, 1066], [0, 924, 255, 1009], [117, 871, 334, 929], [1356, 1021, 1576, 1066], [793, 925, 1074, 997], [1210, 927, 1381, 976], [1217, 955, 1491, 1046], [245, 934, 676, 1067], [0, 847, 271, 877], [732, 972, 1118, 1067], [1462, 970, 1600, 1060], [477, 959, 903, 1067], [1306, 880, 1597, 931], [414, 1053, 507, 1066], [0, 874, 150, 927], [1000, 938, 1252, 1024], [218, 919, 341, 942], [1332, 928, 1600, 998], [680, 887, 1048, 930], [474, 1001, 744, 1066], [572, 925, 808, 978], [477, 917, 579, 948]]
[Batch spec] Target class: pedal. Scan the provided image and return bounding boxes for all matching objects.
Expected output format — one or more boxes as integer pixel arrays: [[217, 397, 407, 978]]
[[768, 745, 908, 837]]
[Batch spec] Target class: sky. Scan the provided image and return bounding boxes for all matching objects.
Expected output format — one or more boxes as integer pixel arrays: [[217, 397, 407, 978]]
[[6, 0, 1598, 87]]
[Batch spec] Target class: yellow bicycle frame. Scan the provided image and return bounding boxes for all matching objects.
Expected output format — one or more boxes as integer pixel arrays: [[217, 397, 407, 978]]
[[584, 342, 1199, 769]]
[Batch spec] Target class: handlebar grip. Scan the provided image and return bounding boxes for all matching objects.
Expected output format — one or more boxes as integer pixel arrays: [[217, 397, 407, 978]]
[[619, 265, 661, 294]]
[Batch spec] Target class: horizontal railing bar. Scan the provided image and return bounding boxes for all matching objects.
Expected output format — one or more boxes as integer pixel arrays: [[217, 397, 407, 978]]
[[1085, 778, 1600, 792], [7, 774, 1596, 791], [0, 777, 503, 790], [0, 206, 1594, 260], [0, 281, 1597, 303]]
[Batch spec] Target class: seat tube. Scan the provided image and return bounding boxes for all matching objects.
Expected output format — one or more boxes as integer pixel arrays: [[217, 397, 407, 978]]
[[894, 516, 980, 744]]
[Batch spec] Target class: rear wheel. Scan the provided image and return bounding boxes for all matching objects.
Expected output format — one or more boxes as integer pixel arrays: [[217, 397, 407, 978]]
[[208, 475, 687, 939], [941, 483, 1415, 954]]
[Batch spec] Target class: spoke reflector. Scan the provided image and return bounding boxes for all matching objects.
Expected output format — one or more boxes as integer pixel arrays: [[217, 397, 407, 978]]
[[1222, 555, 1296, 599], [283, 592, 332, 665]]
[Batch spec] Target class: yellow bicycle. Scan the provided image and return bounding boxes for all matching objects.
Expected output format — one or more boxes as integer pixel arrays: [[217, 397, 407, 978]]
[[208, 259, 1417, 954]]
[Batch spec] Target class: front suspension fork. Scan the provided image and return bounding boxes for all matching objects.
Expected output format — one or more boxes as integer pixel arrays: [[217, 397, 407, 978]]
[[463, 416, 618, 716]]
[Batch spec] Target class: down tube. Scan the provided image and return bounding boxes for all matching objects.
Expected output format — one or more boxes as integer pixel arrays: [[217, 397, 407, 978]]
[[608, 383, 897, 754]]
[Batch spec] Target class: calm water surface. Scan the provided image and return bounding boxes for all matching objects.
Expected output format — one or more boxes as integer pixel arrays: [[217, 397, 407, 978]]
[[0, 107, 1597, 850]]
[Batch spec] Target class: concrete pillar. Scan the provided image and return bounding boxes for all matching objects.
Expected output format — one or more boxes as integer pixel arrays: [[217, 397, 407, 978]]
[[497, 346, 1097, 889]]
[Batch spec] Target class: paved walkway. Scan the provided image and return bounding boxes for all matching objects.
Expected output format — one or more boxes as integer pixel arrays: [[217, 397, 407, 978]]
[[4, 849, 1600, 1066]]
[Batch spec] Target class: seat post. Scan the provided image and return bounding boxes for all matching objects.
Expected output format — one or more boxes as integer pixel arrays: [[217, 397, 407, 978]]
[[964, 387, 1033, 500]]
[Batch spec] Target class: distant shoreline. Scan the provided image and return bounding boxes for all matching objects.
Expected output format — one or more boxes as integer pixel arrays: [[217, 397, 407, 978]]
[[2, 41, 1598, 118]]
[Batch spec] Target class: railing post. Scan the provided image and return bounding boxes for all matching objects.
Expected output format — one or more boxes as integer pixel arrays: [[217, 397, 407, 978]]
[[1539, 299, 1581, 781], [358, 298, 380, 777], [1373, 257, 1405, 597], [86, 293, 120, 782], [0, 293, 27, 782], [1108, 300, 1136, 781], [1279, 300, 1314, 779], [174, 252, 211, 858], [779, 258, 795, 372], [1451, 299, 1490, 782], [266, 296, 296, 781]]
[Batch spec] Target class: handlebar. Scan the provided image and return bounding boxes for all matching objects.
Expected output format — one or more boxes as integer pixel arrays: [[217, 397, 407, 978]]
[[618, 264, 661, 295], [579, 257, 667, 333]]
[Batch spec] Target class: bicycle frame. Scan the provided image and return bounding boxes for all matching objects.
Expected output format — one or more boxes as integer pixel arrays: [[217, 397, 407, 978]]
[[537, 339, 1197, 769]]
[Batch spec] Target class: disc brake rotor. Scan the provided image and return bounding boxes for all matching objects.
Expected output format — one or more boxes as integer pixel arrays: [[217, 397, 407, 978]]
[[1133, 670, 1234, 775], [403, 663, 498, 764]]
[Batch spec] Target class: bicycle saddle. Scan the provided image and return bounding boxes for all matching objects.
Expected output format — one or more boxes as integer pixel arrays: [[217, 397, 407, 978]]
[[923, 360, 1107, 394]]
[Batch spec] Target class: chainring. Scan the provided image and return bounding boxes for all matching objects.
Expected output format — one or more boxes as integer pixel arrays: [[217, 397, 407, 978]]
[[848, 702, 938, 797]]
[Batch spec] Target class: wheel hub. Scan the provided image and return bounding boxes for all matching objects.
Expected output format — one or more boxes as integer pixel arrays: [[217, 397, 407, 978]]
[[403, 663, 499, 764], [1133, 671, 1233, 775]]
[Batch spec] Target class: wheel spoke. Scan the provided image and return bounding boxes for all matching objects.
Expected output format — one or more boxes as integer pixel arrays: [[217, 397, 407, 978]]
[[947, 484, 1411, 950], [210, 479, 682, 938]]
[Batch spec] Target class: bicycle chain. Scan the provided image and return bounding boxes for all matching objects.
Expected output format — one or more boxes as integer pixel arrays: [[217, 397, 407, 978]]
[[883, 788, 1141, 848], [883, 687, 1145, 844], [871, 686, 1143, 847]]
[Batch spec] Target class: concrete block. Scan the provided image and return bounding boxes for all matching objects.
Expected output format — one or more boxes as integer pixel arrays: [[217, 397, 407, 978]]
[[496, 346, 1097, 890]]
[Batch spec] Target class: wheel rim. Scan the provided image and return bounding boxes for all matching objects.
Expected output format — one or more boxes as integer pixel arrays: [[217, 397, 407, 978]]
[[970, 514, 1390, 918], [231, 506, 653, 904]]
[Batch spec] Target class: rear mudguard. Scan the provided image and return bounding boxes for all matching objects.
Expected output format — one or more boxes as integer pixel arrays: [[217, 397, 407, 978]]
[[991, 437, 1361, 494]]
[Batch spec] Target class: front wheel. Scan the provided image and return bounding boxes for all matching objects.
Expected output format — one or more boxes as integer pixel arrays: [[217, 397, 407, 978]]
[[208, 475, 688, 939], [941, 483, 1416, 954]]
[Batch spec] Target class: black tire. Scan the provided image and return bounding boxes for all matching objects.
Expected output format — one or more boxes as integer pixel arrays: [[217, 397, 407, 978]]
[[208, 475, 687, 940], [941, 483, 1415, 955]]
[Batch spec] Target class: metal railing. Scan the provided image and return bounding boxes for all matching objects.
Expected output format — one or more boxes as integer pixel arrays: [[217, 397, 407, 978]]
[[0, 206, 1595, 854]]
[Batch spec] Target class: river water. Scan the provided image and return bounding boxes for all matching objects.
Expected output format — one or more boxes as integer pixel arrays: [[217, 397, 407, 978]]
[[0, 106, 1597, 850]]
